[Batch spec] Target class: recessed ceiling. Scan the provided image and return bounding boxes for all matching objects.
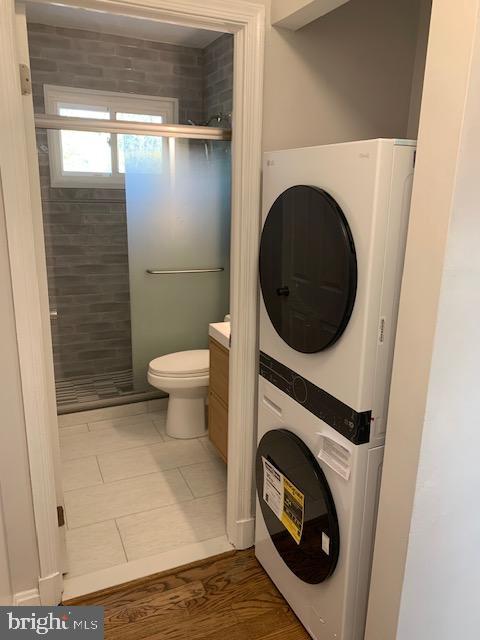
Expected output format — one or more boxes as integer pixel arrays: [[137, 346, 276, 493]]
[[25, 3, 224, 48]]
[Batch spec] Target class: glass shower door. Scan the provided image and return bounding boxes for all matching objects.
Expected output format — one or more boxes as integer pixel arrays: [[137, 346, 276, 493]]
[[124, 136, 231, 391]]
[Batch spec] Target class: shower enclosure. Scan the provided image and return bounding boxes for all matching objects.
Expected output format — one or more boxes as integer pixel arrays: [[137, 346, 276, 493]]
[[36, 115, 231, 412]]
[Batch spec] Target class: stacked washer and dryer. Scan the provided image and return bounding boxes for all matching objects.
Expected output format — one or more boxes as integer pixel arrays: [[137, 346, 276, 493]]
[[255, 139, 416, 640]]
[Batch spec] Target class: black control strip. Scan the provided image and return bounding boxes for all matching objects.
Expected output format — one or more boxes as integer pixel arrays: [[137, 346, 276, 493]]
[[259, 351, 371, 445]]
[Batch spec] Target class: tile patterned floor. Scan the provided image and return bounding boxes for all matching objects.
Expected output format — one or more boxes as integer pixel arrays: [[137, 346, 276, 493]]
[[56, 370, 135, 409], [60, 407, 227, 578]]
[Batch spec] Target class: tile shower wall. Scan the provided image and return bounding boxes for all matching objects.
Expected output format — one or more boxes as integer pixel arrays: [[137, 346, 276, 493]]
[[38, 170, 132, 378], [28, 23, 209, 380], [203, 35, 234, 119], [28, 23, 206, 126]]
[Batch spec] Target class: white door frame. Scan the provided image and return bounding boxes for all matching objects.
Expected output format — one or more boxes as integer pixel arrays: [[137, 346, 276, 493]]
[[15, 1, 69, 579], [0, 0, 265, 603]]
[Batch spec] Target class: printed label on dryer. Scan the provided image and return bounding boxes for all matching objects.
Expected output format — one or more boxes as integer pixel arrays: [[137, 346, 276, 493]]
[[317, 436, 352, 481], [262, 457, 283, 519], [262, 457, 304, 545], [282, 476, 304, 544]]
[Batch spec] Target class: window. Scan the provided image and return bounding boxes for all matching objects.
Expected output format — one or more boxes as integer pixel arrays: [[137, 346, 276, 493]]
[[44, 85, 179, 188]]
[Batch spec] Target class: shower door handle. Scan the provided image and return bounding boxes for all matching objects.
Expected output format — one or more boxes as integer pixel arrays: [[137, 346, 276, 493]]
[[146, 268, 224, 275]]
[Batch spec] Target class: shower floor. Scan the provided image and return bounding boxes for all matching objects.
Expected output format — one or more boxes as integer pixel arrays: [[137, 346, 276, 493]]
[[56, 370, 163, 414]]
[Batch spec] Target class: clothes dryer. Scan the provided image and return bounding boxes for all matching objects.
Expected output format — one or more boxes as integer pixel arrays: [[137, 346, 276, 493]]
[[259, 139, 415, 445]]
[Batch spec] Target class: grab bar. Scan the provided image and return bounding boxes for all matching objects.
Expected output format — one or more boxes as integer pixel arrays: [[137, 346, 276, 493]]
[[146, 268, 224, 275]]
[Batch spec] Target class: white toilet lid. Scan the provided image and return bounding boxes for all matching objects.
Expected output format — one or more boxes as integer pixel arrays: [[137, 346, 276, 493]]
[[149, 349, 210, 377]]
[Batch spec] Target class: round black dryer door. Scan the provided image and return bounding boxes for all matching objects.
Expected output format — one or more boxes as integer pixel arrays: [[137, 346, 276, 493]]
[[256, 429, 340, 584], [259, 185, 357, 353]]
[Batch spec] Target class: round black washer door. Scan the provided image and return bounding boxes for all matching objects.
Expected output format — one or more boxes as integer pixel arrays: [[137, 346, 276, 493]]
[[259, 185, 357, 353], [256, 429, 340, 584]]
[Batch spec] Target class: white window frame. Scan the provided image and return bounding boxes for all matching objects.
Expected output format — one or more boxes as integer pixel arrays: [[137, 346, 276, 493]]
[[44, 85, 179, 189]]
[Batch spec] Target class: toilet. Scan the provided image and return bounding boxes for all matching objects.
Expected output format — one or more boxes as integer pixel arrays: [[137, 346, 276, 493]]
[[148, 350, 210, 439]]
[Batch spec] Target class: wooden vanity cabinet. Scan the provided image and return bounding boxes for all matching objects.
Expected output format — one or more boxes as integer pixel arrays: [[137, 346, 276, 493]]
[[208, 337, 229, 462]]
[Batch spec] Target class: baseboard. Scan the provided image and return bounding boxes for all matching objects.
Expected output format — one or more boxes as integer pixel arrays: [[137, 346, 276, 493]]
[[39, 571, 63, 605], [13, 589, 41, 606], [228, 516, 255, 550], [13, 571, 62, 607]]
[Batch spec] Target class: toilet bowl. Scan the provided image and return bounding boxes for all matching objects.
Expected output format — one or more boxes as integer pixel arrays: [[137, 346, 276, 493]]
[[148, 350, 209, 439]]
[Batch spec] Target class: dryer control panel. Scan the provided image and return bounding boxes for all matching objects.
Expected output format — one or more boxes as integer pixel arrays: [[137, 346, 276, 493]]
[[259, 351, 371, 445]]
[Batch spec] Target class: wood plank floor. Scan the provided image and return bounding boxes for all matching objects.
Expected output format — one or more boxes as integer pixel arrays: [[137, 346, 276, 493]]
[[64, 549, 310, 639]]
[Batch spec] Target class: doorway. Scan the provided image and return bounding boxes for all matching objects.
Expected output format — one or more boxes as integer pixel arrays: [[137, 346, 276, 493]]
[[1, 0, 264, 603]]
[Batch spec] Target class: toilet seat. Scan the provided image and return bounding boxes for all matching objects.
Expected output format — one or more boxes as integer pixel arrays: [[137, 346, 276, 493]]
[[149, 349, 209, 378]]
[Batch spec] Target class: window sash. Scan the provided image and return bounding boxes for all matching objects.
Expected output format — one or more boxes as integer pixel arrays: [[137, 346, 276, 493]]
[[44, 85, 178, 188]]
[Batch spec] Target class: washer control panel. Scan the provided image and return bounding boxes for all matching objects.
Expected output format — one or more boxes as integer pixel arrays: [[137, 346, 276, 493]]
[[259, 351, 371, 445]]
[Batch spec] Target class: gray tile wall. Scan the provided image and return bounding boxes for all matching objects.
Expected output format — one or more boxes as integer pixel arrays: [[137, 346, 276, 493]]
[[28, 23, 206, 123], [29, 22, 205, 380], [28, 23, 233, 381], [37, 139, 132, 378], [204, 34, 234, 121]]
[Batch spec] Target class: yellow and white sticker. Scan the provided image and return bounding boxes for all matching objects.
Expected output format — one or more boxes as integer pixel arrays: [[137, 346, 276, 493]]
[[262, 457, 304, 545]]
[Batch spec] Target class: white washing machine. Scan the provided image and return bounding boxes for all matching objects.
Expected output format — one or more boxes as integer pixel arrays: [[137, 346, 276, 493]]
[[255, 139, 416, 639]]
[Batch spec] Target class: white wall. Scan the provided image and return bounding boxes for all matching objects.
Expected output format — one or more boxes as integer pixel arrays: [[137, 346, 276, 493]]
[[396, 2, 480, 635], [0, 174, 41, 597], [262, 0, 427, 152], [272, 0, 351, 29], [365, 1, 480, 637], [407, 0, 432, 139]]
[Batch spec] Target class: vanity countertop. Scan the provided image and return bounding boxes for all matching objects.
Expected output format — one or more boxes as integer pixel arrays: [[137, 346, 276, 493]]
[[209, 321, 231, 350]]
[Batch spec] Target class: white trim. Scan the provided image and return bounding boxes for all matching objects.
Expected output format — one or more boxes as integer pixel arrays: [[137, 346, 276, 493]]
[[229, 517, 255, 549], [43, 84, 179, 188], [13, 589, 42, 607], [227, 15, 265, 548], [1, 0, 264, 599], [44, 84, 180, 116], [63, 535, 233, 601], [26, 0, 265, 32], [15, 3, 68, 579], [38, 572, 63, 605], [0, 0, 62, 606], [0, 486, 13, 606]]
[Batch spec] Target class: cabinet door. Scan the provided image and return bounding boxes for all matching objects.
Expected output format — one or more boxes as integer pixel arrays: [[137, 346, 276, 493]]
[[209, 337, 229, 405], [208, 392, 228, 462]]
